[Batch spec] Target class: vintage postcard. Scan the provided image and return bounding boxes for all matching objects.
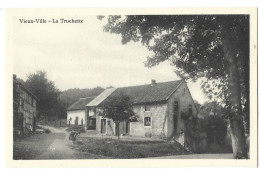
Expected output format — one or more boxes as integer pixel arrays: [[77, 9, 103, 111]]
[[5, 8, 257, 167]]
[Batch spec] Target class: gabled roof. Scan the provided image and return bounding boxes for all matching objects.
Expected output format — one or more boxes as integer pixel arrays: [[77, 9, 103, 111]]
[[108, 80, 183, 105], [87, 80, 184, 107], [67, 97, 96, 111], [86, 88, 116, 107]]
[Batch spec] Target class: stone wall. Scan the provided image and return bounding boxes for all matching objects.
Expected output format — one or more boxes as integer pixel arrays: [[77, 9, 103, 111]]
[[130, 103, 168, 138], [167, 81, 198, 138]]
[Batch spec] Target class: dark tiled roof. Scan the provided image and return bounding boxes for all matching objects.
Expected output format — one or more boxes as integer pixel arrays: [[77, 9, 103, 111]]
[[102, 80, 183, 105], [68, 97, 96, 111]]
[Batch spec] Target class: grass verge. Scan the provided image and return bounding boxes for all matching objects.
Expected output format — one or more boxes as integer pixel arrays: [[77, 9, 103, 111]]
[[71, 137, 190, 158]]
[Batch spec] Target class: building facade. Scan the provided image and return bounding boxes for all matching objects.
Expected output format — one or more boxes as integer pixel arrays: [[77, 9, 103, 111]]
[[13, 75, 38, 135], [85, 80, 198, 141], [67, 97, 95, 127]]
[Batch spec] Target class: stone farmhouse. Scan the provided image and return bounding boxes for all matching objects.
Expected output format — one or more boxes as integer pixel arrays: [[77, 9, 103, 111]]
[[67, 97, 95, 126], [13, 75, 38, 135], [82, 79, 198, 140]]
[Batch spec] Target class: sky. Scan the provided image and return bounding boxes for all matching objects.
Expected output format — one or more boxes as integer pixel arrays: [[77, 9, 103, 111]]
[[13, 15, 208, 104]]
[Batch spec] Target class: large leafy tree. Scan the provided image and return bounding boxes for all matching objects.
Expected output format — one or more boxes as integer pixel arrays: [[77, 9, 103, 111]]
[[102, 15, 249, 158], [98, 92, 135, 139], [24, 71, 61, 119]]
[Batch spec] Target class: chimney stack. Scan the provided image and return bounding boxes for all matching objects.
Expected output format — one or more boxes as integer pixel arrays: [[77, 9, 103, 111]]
[[151, 79, 156, 85], [13, 74, 17, 80]]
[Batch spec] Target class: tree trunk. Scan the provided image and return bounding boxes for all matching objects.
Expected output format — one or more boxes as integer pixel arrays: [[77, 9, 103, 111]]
[[116, 122, 120, 140], [222, 35, 248, 159]]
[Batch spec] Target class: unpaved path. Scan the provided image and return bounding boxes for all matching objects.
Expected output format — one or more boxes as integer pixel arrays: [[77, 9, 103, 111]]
[[31, 125, 107, 159], [35, 126, 76, 159]]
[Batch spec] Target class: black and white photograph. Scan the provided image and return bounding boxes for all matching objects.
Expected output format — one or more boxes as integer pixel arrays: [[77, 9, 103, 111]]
[[4, 7, 257, 167]]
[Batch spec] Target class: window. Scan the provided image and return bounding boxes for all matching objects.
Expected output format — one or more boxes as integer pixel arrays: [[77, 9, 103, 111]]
[[174, 101, 178, 113], [145, 105, 151, 111], [189, 105, 192, 115], [88, 118, 96, 130], [25, 112, 32, 124], [144, 117, 151, 126], [107, 120, 111, 125], [89, 107, 95, 116], [20, 98, 24, 108]]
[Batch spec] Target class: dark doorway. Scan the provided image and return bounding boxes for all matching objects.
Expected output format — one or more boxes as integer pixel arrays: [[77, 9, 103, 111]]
[[33, 116, 36, 131], [125, 121, 130, 134], [101, 119, 106, 134], [88, 118, 96, 130], [75, 116, 79, 126]]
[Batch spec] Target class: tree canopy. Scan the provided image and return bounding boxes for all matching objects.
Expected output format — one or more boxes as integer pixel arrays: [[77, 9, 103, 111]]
[[103, 15, 248, 103], [99, 92, 135, 122], [24, 71, 61, 118], [98, 92, 136, 138]]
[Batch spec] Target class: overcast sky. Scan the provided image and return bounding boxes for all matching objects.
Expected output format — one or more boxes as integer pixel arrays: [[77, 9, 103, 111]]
[[13, 15, 208, 104]]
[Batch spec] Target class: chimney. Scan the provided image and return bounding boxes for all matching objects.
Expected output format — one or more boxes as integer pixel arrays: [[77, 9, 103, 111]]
[[13, 74, 17, 80], [151, 79, 156, 85]]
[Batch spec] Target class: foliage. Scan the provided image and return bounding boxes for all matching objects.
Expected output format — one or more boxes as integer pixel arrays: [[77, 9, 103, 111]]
[[182, 109, 229, 153], [199, 101, 225, 119], [98, 92, 136, 123], [72, 137, 190, 158], [202, 115, 228, 145], [22, 70, 105, 119], [45, 129, 51, 134], [98, 92, 136, 138], [24, 71, 61, 119]]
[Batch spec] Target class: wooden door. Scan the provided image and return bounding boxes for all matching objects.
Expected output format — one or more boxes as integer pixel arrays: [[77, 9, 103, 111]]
[[101, 119, 106, 134]]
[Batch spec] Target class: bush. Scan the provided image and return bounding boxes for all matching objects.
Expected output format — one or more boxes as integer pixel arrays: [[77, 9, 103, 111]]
[[202, 115, 228, 145], [45, 129, 51, 134]]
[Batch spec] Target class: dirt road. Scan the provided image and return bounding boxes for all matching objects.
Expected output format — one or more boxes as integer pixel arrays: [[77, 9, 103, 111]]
[[34, 126, 75, 159], [14, 126, 108, 160]]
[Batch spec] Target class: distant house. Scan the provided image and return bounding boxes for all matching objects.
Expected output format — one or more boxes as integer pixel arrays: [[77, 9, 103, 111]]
[[85, 79, 198, 141], [86, 88, 117, 133], [67, 97, 95, 126], [13, 75, 38, 135]]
